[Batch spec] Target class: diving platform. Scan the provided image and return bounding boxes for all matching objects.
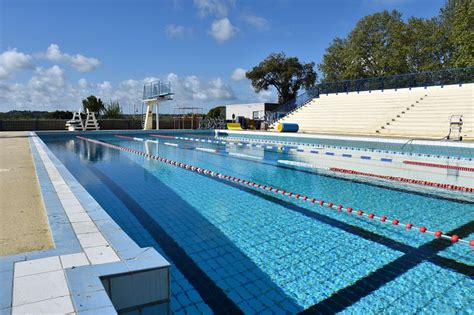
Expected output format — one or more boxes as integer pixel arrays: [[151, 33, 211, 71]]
[[142, 80, 173, 130]]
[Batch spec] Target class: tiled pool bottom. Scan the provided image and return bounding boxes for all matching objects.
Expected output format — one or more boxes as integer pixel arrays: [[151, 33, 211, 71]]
[[43, 134, 474, 314]]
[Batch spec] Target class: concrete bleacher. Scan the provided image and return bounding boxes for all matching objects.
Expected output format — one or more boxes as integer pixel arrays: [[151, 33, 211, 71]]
[[378, 84, 473, 139], [274, 83, 473, 140]]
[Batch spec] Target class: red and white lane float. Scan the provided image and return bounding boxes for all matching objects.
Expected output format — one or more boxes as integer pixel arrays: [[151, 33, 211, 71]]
[[115, 135, 144, 141], [77, 135, 473, 247], [330, 167, 474, 193], [148, 134, 177, 139], [403, 160, 474, 172]]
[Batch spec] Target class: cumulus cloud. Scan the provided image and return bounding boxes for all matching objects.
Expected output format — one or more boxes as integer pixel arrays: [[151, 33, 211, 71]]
[[241, 14, 270, 31], [78, 78, 91, 88], [98, 81, 112, 91], [256, 90, 275, 102], [167, 72, 235, 102], [94, 79, 142, 107], [42, 44, 100, 72], [165, 24, 187, 38], [0, 68, 238, 113], [0, 65, 74, 111], [209, 18, 236, 42], [0, 48, 34, 79], [193, 0, 232, 17], [230, 68, 247, 81], [248, 85, 276, 103], [28, 65, 66, 90]]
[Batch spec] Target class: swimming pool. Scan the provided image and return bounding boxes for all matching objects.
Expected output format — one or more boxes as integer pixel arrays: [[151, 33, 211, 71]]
[[40, 131, 473, 314]]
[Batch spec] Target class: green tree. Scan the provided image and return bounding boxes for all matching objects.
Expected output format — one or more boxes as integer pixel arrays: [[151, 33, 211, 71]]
[[441, 0, 473, 67], [346, 10, 408, 78], [207, 106, 225, 118], [319, 3, 473, 82], [82, 95, 105, 115], [318, 38, 349, 82], [103, 101, 122, 118], [246, 52, 317, 104], [405, 17, 449, 72], [319, 10, 409, 80]]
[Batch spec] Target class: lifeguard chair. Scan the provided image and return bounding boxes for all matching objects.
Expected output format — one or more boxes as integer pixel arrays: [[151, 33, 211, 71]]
[[142, 80, 173, 130], [84, 108, 100, 131], [65, 110, 84, 131]]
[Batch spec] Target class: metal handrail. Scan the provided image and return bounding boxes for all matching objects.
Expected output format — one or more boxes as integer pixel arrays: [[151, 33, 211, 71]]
[[267, 67, 474, 125], [316, 66, 473, 95], [143, 80, 172, 100]]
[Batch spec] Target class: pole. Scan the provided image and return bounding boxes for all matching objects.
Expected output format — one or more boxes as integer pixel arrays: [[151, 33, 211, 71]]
[[156, 104, 160, 130]]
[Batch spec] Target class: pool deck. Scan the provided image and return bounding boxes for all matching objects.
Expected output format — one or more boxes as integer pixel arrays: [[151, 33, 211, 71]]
[[0, 132, 171, 315], [0, 132, 53, 256]]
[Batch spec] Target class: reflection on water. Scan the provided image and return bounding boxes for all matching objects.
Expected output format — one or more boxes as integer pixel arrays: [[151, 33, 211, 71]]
[[66, 138, 109, 162]]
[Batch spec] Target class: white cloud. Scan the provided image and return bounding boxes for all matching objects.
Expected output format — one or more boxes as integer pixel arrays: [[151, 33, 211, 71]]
[[256, 89, 275, 102], [120, 79, 141, 89], [0, 48, 34, 79], [94, 79, 141, 107], [0, 65, 73, 111], [43, 44, 100, 72], [0, 68, 238, 113], [193, 0, 232, 17], [78, 78, 90, 88], [98, 81, 112, 91], [247, 84, 276, 103], [28, 65, 66, 90], [167, 72, 235, 102], [209, 18, 236, 42], [241, 14, 270, 31], [165, 24, 186, 38], [230, 68, 247, 81]]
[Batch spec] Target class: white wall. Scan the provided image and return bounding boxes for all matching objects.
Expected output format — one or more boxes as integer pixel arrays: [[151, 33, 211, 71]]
[[225, 103, 266, 120]]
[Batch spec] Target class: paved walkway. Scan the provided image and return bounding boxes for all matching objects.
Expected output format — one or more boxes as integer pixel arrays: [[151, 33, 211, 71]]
[[0, 132, 52, 256]]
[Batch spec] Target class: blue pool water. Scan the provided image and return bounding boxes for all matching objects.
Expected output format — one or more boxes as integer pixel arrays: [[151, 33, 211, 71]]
[[41, 132, 473, 314]]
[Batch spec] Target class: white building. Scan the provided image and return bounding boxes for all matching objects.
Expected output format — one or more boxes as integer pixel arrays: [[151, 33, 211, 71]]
[[225, 102, 279, 121]]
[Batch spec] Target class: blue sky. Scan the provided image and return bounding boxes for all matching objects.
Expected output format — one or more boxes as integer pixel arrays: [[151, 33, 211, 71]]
[[0, 0, 446, 113]]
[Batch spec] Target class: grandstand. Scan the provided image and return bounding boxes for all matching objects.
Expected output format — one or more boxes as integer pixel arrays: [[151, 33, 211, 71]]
[[272, 71, 473, 141]]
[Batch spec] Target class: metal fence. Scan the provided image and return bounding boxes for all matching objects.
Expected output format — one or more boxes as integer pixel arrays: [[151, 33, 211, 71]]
[[316, 66, 474, 95], [267, 67, 474, 124]]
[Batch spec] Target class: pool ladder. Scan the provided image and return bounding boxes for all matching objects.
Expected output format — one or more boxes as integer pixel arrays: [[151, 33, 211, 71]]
[[447, 114, 463, 141]]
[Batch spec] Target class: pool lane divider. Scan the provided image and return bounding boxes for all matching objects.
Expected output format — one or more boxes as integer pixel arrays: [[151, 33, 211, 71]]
[[115, 134, 144, 141], [330, 167, 474, 193], [77, 135, 472, 247], [154, 134, 400, 164], [403, 160, 474, 172], [119, 135, 264, 161], [118, 135, 474, 193], [217, 136, 473, 162], [154, 134, 474, 167]]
